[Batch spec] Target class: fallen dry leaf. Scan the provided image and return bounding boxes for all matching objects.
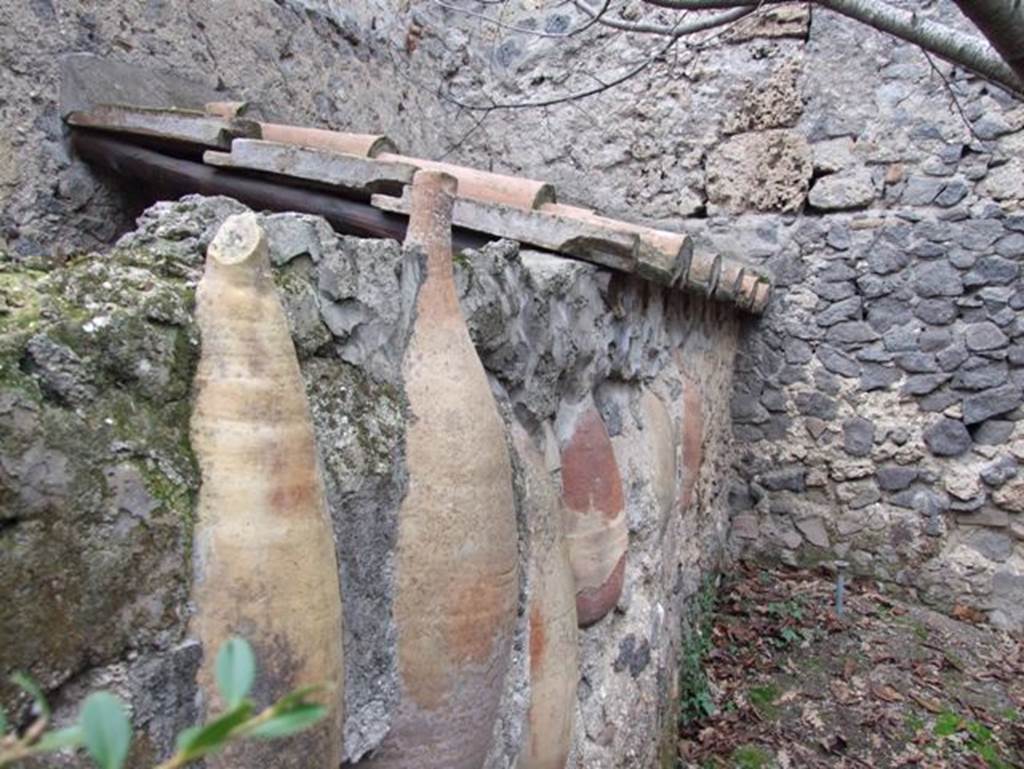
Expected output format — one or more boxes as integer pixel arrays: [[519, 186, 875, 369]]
[[871, 684, 905, 703], [908, 691, 943, 713]]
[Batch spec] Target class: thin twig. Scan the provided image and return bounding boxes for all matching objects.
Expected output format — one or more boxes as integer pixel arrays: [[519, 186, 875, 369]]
[[438, 108, 495, 159], [440, 6, 754, 111], [640, 0, 1024, 98], [921, 49, 981, 142], [433, 0, 613, 39], [573, 0, 692, 36]]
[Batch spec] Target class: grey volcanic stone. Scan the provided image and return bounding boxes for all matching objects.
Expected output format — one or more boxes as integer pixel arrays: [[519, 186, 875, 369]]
[[972, 419, 1015, 445], [732, 395, 770, 424], [827, 321, 879, 345], [857, 274, 897, 299], [912, 262, 963, 297], [954, 362, 1008, 390], [980, 456, 1018, 488], [867, 299, 914, 332], [760, 467, 807, 492], [817, 296, 862, 326], [876, 465, 918, 491], [784, 338, 813, 364], [795, 391, 837, 419], [965, 322, 1009, 352], [963, 385, 1024, 424], [920, 388, 960, 412], [919, 328, 952, 352], [964, 256, 1019, 287], [960, 220, 1004, 250], [818, 346, 861, 377], [815, 369, 841, 395], [972, 112, 1013, 139], [902, 373, 952, 396], [935, 180, 969, 207], [965, 529, 1014, 562], [857, 343, 893, 363], [915, 299, 958, 325], [923, 418, 972, 456], [843, 417, 875, 457], [996, 233, 1024, 257], [867, 244, 911, 275], [938, 343, 969, 371], [883, 324, 919, 352], [813, 280, 856, 301], [895, 352, 938, 373], [901, 175, 944, 205], [860, 364, 901, 391], [816, 261, 857, 282]]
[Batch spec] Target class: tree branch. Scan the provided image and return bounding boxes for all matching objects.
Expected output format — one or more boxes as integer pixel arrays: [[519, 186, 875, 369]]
[[641, 0, 1024, 97], [434, 0, 614, 39], [440, 6, 754, 111], [573, 0, 693, 36], [951, 0, 1024, 84]]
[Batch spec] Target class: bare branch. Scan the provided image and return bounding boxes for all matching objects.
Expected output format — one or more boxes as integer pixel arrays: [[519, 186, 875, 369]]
[[641, 0, 1024, 97], [951, 0, 1024, 84], [440, 6, 754, 111], [921, 50, 981, 142], [433, 0, 613, 39], [573, 0, 693, 36]]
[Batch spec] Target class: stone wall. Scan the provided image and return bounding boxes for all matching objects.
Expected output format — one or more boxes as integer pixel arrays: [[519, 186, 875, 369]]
[[0, 0, 416, 255], [316, 1, 1024, 630], [0, 196, 738, 767]]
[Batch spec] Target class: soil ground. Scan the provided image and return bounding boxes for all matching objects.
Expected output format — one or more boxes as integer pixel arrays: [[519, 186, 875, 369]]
[[678, 565, 1024, 769]]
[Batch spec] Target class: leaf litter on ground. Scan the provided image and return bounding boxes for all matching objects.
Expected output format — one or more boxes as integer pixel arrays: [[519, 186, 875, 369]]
[[678, 564, 1023, 769]]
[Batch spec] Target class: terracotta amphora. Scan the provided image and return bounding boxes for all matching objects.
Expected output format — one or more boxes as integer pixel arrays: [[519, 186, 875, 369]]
[[514, 424, 578, 769], [556, 397, 628, 627], [364, 171, 518, 769], [189, 213, 345, 768]]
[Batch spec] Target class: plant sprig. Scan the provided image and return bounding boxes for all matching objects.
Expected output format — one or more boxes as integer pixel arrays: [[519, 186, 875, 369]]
[[0, 638, 327, 769]]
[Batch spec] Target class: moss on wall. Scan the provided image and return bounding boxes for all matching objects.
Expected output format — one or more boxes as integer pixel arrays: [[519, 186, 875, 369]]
[[0, 250, 199, 709]]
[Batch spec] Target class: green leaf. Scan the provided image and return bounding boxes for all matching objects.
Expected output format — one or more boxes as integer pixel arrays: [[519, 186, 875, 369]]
[[175, 703, 253, 760], [934, 711, 962, 737], [11, 672, 50, 717], [174, 726, 203, 753], [80, 692, 131, 769], [215, 638, 255, 709], [273, 685, 325, 713], [247, 704, 326, 740], [0, 706, 7, 735], [34, 725, 84, 752]]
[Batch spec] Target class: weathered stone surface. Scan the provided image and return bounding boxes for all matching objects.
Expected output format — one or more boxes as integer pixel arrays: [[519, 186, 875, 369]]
[[723, 62, 802, 135], [705, 130, 813, 213], [912, 262, 963, 298], [900, 175, 944, 206], [808, 169, 876, 211], [922, 418, 972, 457], [993, 476, 1024, 513], [980, 456, 1017, 488], [876, 465, 918, 491], [1, 195, 744, 769], [795, 517, 830, 548], [0, 244, 199, 743], [842, 417, 875, 457], [973, 420, 1015, 445], [963, 385, 1023, 425]]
